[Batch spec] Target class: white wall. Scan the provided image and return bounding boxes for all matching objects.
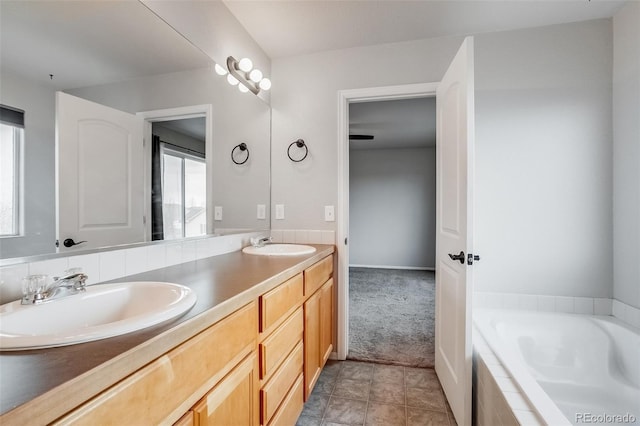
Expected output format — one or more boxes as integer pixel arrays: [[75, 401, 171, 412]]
[[474, 19, 613, 298], [613, 1, 640, 309], [349, 147, 435, 269], [271, 19, 614, 298], [271, 35, 463, 230], [0, 72, 56, 258]]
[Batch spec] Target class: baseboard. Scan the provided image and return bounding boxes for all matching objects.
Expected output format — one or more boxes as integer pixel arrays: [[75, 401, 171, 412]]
[[349, 264, 435, 271]]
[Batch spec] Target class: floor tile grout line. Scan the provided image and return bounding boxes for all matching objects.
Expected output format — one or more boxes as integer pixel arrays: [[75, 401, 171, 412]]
[[364, 364, 373, 426], [404, 366, 409, 426]]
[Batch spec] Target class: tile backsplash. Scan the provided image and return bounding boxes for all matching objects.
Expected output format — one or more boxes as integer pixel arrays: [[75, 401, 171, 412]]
[[0, 230, 338, 306], [0, 232, 266, 305], [474, 291, 640, 330], [270, 229, 335, 245]]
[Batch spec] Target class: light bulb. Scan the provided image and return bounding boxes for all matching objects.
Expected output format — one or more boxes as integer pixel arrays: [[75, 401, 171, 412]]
[[259, 78, 271, 91], [226, 74, 239, 86], [249, 69, 263, 83], [238, 84, 249, 93], [238, 57, 253, 72], [214, 63, 227, 76]]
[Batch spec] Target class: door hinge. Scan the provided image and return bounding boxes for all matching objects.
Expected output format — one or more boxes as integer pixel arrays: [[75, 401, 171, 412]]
[[143, 215, 147, 225], [344, 237, 348, 245]]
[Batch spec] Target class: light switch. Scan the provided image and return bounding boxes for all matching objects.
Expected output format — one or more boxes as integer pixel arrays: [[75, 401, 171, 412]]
[[324, 205, 335, 222], [257, 204, 266, 220], [275, 204, 285, 220], [214, 206, 223, 221]]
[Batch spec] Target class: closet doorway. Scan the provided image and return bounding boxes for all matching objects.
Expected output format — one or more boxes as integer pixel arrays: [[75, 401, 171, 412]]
[[347, 96, 436, 367]]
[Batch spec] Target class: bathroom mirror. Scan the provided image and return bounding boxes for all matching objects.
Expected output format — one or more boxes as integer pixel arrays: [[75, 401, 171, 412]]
[[0, 1, 271, 260]]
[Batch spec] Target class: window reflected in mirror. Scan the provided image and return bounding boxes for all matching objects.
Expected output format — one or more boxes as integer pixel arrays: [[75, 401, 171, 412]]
[[151, 117, 207, 241], [0, 105, 24, 237]]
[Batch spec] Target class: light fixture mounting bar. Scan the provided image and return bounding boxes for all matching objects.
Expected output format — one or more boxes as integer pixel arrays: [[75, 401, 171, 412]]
[[227, 56, 260, 95]]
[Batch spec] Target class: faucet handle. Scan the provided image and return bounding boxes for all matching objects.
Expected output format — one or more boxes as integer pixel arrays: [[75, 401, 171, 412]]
[[21, 275, 50, 300]]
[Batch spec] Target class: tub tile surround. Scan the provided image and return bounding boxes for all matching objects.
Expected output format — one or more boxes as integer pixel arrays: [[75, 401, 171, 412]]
[[474, 291, 640, 330], [473, 333, 544, 426], [0, 232, 267, 305]]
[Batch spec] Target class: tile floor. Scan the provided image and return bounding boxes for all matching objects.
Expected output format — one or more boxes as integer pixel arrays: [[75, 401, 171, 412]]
[[296, 360, 457, 426]]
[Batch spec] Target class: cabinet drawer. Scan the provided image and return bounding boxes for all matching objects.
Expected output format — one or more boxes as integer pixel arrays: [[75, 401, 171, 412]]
[[260, 307, 303, 381], [260, 341, 304, 425], [55, 302, 257, 426], [268, 374, 304, 426], [260, 273, 303, 334], [304, 255, 333, 297]]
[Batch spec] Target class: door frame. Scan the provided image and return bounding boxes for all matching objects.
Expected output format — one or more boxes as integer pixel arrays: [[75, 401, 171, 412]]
[[137, 105, 213, 240], [336, 82, 439, 360]]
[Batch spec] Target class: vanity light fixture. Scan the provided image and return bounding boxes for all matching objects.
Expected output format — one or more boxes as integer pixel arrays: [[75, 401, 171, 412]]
[[224, 56, 271, 95], [214, 63, 227, 76]]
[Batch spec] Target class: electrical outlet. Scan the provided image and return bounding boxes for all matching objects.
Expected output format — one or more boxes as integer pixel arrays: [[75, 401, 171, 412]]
[[324, 205, 335, 222], [214, 206, 223, 221], [257, 204, 266, 220], [275, 204, 285, 220]]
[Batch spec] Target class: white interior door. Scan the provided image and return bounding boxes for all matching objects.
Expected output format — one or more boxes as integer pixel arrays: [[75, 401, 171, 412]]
[[56, 92, 144, 251], [435, 36, 475, 426]]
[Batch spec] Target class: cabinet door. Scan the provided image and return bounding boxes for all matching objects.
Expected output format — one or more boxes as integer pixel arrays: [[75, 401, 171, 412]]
[[174, 412, 194, 426], [192, 354, 259, 426], [303, 289, 321, 400], [320, 278, 334, 365], [55, 302, 257, 425]]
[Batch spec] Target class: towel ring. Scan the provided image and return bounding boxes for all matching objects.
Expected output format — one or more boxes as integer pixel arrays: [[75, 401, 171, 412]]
[[287, 139, 308, 163], [231, 143, 249, 165]]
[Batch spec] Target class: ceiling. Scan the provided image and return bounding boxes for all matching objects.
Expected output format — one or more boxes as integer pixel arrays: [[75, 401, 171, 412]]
[[5, 0, 624, 149], [349, 97, 436, 150], [225, 1, 623, 151], [223, 0, 625, 59], [1, 1, 625, 95], [0, 1, 210, 90]]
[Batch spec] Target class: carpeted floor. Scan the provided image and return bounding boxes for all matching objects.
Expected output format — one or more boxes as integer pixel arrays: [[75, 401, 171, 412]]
[[348, 267, 435, 368]]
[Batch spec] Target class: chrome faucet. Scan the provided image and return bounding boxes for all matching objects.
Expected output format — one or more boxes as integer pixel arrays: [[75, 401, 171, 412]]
[[21, 271, 88, 305], [250, 236, 272, 248]]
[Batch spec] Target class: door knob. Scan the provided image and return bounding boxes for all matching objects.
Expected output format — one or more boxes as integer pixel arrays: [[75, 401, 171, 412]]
[[63, 238, 87, 248], [448, 251, 465, 264]]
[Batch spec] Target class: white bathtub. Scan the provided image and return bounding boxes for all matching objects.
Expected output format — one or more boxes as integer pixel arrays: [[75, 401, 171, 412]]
[[474, 310, 639, 425]]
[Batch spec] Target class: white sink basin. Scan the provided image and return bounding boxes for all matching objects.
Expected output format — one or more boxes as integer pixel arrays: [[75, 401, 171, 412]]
[[0, 281, 196, 350], [242, 244, 316, 256]]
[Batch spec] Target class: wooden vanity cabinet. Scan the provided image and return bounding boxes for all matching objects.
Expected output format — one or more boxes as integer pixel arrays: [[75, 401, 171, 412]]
[[174, 412, 194, 426], [303, 278, 334, 399], [191, 353, 259, 426], [52, 251, 334, 426], [302, 254, 334, 399], [258, 276, 305, 425], [54, 302, 257, 426]]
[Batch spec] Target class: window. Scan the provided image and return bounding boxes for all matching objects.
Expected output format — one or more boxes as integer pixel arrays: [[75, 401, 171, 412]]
[[0, 105, 24, 237], [161, 147, 206, 240]]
